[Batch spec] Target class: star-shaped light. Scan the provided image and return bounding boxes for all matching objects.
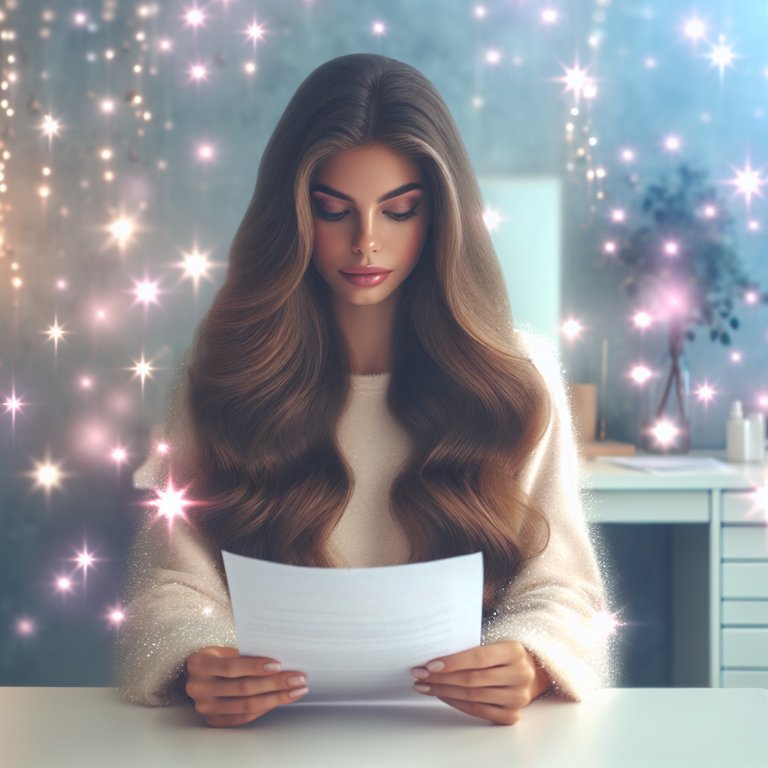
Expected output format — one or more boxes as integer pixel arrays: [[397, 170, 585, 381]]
[[29, 457, 66, 495], [132, 278, 161, 307], [184, 7, 206, 27], [129, 354, 156, 393], [148, 479, 196, 528], [107, 215, 136, 250], [707, 37, 737, 78], [175, 246, 222, 291], [43, 318, 69, 354], [40, 114, 61, 140], [3, 389, 25, 432], [245, 20, 266, 43], [110, 446, 128, 464], [728, 162, 765, 207], [558, 61, 594, 104], [695, 383, 717, 404]]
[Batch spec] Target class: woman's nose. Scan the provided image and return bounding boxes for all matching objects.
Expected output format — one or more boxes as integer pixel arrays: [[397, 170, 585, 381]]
[[352, 210, 380, 256]]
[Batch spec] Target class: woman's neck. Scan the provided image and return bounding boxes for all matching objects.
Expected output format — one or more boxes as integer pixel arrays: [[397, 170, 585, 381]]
[[333, 293, 397, 375]]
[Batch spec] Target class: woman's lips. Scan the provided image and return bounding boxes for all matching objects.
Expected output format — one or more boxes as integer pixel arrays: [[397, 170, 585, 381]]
[[339, 271, 392, 287]]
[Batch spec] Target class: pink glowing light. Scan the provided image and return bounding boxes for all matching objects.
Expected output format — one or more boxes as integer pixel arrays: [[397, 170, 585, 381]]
[[371, 20, 387, 36], [541, 8, 559, 25], [107, 606, 126, 626], [15, 618, 36, 637], [632, 311, 653, 330], [620, 148, 636, 162], [611, 209, 626, 223], [184, 7, 206, 28], [603, 241, 617, 255], [55, 576, 73, 593], [245, 20, 266, 43], [474, 5, 487, 19], [156, 441, 170, 455], [148, 479, 197, 528], [189, 63, 208, 82], [663, 135, 682, 152], [485, 49, 502, 65], [728, 162, 765, 207], [649, 419, 680, 448], [663, 241, 680, 256], [730, 350, 743, 363], [110, 447, 128, 464]]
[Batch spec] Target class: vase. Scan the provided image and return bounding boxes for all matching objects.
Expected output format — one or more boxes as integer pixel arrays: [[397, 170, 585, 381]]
[[639, 329, 691, 454]]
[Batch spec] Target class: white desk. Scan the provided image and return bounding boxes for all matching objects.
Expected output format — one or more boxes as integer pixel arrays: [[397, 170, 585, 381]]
[[1, 687, 766, 768], [582, 451, 768, 688]]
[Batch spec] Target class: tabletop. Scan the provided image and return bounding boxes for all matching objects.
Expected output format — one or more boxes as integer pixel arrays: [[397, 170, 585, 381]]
[[1, 687, 766, 768]]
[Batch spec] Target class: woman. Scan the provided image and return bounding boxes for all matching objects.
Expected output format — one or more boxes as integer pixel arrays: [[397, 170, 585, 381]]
[[114, 53, 612, 727]]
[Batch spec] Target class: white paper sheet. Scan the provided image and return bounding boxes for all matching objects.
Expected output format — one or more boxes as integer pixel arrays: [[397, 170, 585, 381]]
[[221, 550, 483, 704], [596, 456, 738, 474]]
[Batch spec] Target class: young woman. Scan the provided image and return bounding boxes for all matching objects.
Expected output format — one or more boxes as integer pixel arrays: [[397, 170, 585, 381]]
[[114, 53, 612, 728]]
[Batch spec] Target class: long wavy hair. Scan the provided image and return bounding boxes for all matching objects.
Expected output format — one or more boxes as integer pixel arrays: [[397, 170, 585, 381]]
[[182, 53, 553, 615]]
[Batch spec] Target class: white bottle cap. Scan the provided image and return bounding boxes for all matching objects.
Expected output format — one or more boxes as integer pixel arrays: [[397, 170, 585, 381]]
[[729, 400, 744, 419]]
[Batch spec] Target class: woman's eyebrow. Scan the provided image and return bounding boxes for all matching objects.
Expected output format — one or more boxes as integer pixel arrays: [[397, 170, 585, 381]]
[[310, 182, 426, 203]]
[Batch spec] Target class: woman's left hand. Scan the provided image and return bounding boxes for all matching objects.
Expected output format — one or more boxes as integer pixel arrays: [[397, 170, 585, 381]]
[[410, 641, 551, 725]]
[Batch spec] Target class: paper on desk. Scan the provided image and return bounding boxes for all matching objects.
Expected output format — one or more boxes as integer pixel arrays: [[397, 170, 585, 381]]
[[221, 550, 483, 704], [596, 456, 738, 474]]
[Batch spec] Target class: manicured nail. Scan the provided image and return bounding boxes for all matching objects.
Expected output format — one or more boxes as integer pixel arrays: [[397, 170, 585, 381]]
[[263, 662, 282, 672], [411, 667, 429, 679], [426, 660, 445, 672], [288, 687, 309, 699], [413, 683, 431, 693], [287, 675, 306, 687]]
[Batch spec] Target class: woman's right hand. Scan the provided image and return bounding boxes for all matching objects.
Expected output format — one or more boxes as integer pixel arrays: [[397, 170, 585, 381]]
[[185, 646, 309, 727]]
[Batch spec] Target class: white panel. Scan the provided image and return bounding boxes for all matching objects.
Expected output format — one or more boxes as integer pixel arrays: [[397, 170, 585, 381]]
[[722, 628, 768, 667], [722, 669, 768, 688], [478, 176, 561, 350], [723, 492, 768, 524], [722, 600, 768, 626], [722, 563, 768, 598], [587, 491, 709, 523], [722, 526, 768, 559]]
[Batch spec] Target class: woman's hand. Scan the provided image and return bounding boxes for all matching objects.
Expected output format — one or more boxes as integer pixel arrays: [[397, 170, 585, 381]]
[[410, 641, 552, 725], [185, 646, 309, 728]]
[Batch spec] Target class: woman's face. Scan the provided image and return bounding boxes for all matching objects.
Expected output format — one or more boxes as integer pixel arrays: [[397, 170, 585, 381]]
[[310, 144, 431, 309]]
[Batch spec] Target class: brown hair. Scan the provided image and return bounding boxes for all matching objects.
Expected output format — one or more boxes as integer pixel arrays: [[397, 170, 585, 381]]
[[181, 53, 553, 615]]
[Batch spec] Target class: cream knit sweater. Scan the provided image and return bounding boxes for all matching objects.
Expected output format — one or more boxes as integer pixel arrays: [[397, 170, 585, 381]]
[[113, 331, 612, 706]]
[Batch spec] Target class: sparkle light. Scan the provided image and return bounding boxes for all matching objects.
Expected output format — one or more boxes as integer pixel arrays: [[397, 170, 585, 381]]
[[745, 290, 759, 305], [695, 383, 717, 403], [728, 162, 765, 207], [130, 354, 156, 392], [620, 148, 636, 162], [592, 610, 620, 638], [632, 311, 653, 330], [245, 20, 266, 43], [559, 62, 594, 103], [156, 441, 170, 455], [482, 207, 504, 231], [371, 20, 387, 36], [541, 9, 559, 25], [3, 389, 25, 432], [485, 49, 502, 65], [100, 98, 115, 114], [730, 350, 743, 363], [176, 247, 219, 289], [474, 5, 487, 19], [649, 418, 680, 448], [74, 548, 96, 572], [189, 63, 208, 82], [43, 318, 68, 354], [132, 278, 161, 307], [603, 241, 616, 255], [107, 606, 126, 626], [148, 479, 196, 528], [683, 17, 707, 42], [108, 216, 136, 250], [663, 241, 680, 256], [630, 365, 652, 385], [55, 576, 73, 593], [29, 458, 65, 495], [707, 37, 737, 78], [15, 618, 36, 637], [663, 135, 682, 152], [196, 143, 215, 162], [110, 447, 128, 464], [561, 317, 584, 341], [611, 209, 626, 223], [40, 114, 61, 139], [184, 7, 206, 27]]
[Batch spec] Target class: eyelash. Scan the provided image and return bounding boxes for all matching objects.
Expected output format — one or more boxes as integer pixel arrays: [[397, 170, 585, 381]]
[[314, 206, 419, 222]]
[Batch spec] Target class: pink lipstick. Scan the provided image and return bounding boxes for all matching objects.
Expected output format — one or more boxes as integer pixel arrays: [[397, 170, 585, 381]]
[[339, 267, 392, 287]]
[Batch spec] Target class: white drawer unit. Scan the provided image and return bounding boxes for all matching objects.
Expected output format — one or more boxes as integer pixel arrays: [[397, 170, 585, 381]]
[[722, 669, 768, 687], [721, 527, 768, 560], [722, 600, 768, 626], [721, 628, 768, 667], [721, 488, 768, 688]]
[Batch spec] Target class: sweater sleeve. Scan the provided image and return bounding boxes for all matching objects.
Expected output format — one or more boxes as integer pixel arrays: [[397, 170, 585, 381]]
[[112, 358, 238, 707], [480, 331, 614, 701]]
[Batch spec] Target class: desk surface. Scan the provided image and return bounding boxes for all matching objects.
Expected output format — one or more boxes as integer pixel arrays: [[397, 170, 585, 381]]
[[1, 687, 766, 768]]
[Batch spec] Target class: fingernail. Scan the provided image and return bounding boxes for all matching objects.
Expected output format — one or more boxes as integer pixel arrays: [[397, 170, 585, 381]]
[[413, 683, 431, 693], [263, 662, 282, 672], [288, 687, 309, 699], [411, 667, 429, 679], [426, 660, 445, 672], [287, 675, 306, 687]]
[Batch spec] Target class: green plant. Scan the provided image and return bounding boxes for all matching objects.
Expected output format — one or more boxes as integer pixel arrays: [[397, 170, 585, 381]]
[[614, 163, 767, 346]]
